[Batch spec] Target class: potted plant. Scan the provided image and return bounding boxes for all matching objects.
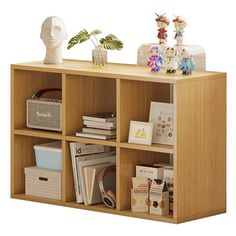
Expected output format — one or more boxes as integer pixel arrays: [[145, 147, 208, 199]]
[[67, 29, 123, 66]]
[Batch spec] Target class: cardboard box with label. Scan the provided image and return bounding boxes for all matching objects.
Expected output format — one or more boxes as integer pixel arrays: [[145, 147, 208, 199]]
[[149, 180, 169, 215], [136, 165, 164, 180], [131, 176, 149, 213]]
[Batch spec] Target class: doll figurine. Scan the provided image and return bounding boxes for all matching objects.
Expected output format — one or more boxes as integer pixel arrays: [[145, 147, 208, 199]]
[[178, 49, 195, 75], [147, 46, 163, 72], [155, 13, 170, 45], [173, 16, 187, 46], [165, 47, 178, 74]]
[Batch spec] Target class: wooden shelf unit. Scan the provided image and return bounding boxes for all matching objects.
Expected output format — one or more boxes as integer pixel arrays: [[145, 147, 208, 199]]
[[11, 59, 226, 223]]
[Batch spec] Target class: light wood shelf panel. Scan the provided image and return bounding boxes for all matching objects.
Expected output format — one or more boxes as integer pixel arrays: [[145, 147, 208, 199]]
[[174, 76, 226, 220], [14, 128, 63, 140], [65, 135, 117, 147], [12, 60, 225, 84], [119, 142, 173, 154], [13, 129, 172, 154]]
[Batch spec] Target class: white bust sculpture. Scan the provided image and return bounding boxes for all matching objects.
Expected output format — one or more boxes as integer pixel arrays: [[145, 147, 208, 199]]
[[40, 16, 67, 64]]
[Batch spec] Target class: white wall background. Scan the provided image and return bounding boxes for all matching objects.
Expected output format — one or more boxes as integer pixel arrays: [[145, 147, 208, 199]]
[[0, 0, 235, 235]]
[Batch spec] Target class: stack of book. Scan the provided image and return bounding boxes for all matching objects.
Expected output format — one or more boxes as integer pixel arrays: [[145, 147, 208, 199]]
[[76, 112, 116, 140], [70, 142, 116, 205]]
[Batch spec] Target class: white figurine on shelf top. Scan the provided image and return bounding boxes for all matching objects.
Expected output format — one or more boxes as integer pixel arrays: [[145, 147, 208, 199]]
[[40, 16, 67, 64], [173, 16, 187, 46], [164, 47, 178, 74]]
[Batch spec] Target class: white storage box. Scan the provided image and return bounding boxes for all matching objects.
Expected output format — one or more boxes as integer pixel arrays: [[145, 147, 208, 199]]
[[34, 141, 62, 171], [137, 43, 206, 70], [25, 166, 61, 200]]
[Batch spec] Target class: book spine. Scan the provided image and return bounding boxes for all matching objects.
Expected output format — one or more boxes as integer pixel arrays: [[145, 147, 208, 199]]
[[82, 116, 116, 123], [69, 143, 83, 203], [84, 120, 116, 128]]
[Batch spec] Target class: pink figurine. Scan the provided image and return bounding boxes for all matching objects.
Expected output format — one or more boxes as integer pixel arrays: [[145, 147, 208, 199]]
[[155, 13, 170, 45], [147, 46, 163, 72]]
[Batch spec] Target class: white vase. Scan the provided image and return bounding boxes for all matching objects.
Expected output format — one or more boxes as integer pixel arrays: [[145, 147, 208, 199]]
[[92, 48, 107, 66]]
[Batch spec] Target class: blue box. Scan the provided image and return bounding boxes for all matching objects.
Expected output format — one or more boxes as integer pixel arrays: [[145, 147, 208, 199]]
[[34, 141, 62, 171]]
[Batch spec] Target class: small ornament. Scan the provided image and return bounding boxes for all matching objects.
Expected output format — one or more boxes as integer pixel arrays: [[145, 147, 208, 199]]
[[155, 13, 170, 45], [165, 47, 178, 74], [173, 16, 187, 46], [178, 49, 195, 75], [40, 16, 67, 64], [147, 46, 163, 72]]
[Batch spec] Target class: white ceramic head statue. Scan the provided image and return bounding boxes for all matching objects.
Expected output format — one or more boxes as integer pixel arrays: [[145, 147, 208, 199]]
[[40, 16, 67, 64]]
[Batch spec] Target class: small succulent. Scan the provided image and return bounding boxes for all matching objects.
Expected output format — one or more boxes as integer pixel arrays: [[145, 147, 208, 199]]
[[67, 29, 123, 50]]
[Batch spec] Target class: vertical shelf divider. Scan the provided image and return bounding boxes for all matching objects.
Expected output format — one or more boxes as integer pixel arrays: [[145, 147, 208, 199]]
[[173, 83, 177, 220], [61, 74, 76, 202], [62, 139, 67, 202], [116, 78, 122, 210], [62, 73, 67, 202], [116, 146, 121, 210], [116, 79, 121, 143], [62, 73, 67, 137]]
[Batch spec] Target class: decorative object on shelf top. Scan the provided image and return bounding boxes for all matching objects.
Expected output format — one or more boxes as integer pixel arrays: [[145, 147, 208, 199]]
[[164, 47, 178, 74], [40, 16, 67, 64], [155, 13, 170, 45], [147, 46, 163, 72], [173, 16, 187, 46], [178, 49, 195, 75], [67, 29, 123, 66]]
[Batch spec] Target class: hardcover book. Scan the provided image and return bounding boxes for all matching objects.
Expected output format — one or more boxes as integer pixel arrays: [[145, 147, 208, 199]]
[[76, 132, 116, 140], [82, 112, 116, 123]]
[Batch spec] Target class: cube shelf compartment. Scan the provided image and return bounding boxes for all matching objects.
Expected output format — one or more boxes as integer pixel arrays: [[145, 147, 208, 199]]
[[11, 59, 226, 223]]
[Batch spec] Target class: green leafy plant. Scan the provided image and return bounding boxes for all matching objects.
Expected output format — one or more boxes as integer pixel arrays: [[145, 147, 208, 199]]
[[67, 29, 123, 50]]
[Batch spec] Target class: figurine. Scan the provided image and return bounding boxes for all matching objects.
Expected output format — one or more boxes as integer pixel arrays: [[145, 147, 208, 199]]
[[40, 16, 67, 64], [165, 47, 178, 74], [155, 13, 170, 45], [178, 49, 195, 75], [173, 16, 187, 46], [147, 46, 163, 72]]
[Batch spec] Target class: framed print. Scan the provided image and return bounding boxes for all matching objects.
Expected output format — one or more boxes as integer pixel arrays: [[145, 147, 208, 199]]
[[149, 102, 174, 145], [128, 121, 153, 145]]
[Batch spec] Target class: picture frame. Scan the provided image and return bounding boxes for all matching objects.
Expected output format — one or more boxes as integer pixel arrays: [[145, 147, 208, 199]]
[[149, 102, 174, 145], [128, 121, 153, 145]]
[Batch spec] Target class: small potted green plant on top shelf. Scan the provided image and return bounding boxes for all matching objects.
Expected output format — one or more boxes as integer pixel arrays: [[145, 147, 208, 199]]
[[67, 29, 123, 66]]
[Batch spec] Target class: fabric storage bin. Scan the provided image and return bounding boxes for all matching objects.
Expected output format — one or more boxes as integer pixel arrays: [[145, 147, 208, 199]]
[[25, 166, 61, 200], [34, 141, 62, 171]]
